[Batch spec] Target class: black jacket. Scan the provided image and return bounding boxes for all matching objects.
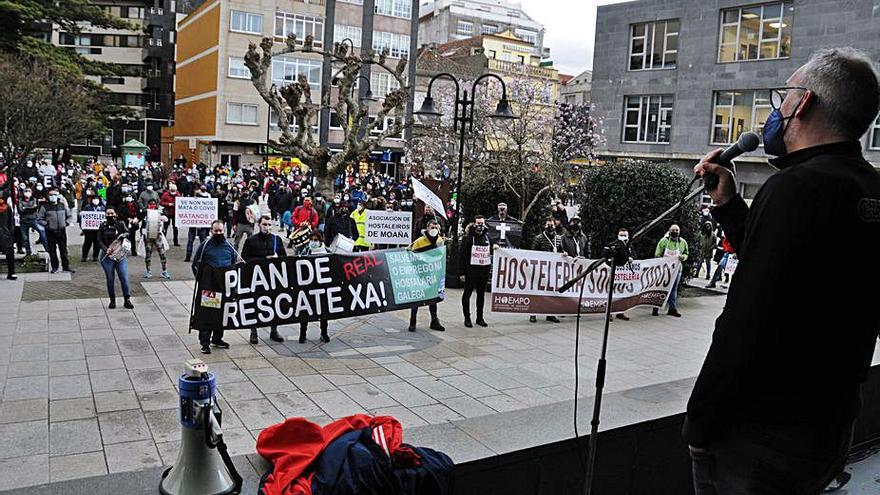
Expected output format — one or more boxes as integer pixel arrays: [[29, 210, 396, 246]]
[[684, 142, 880, 447], [98, 220, 129, 252], [561, 230, 589, 258], [531, 231, 561, 253], [460, 226, 492, 276], [324, 214, 359, 246], [242, 232, 286, 262]]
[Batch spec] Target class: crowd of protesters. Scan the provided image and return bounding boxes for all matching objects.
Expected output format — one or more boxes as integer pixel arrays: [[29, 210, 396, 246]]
[[0, 154, 729, 352]]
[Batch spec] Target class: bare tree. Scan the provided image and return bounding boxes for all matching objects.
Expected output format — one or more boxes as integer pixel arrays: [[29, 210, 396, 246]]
[[0, 55, 103, 164], [244, 34, 410, 176]]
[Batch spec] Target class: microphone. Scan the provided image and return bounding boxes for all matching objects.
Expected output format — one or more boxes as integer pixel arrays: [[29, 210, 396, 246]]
[[704, 131, 760, 189]]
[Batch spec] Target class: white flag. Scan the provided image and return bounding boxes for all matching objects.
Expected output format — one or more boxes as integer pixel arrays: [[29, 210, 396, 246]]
[[411, 178, 448, 219]]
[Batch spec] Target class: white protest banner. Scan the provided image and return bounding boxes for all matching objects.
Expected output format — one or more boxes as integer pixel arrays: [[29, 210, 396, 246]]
[[365, 210, 412, 245], [80, 211, 105, 231], [490, 247, 681, 315], [470, 245, 490, 265], [175, 196, 218, 228], [724, 255, 739, 275], [411, 178, 447, 219]]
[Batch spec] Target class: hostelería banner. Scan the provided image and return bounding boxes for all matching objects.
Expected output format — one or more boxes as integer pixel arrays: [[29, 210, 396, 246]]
[[190, 247, 446, 331], [490, 248, 680, 315]]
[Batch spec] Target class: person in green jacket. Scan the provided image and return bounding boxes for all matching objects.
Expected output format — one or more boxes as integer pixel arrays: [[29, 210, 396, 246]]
[[653, 224, 688, 317], [350, 201, 370, 252]]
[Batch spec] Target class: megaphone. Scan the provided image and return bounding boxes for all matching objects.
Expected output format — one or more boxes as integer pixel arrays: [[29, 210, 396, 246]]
[[160, 359, 242, 495]]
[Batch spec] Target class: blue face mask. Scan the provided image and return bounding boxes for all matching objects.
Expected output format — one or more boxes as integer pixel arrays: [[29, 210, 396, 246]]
[[762, 93, 806, 157]]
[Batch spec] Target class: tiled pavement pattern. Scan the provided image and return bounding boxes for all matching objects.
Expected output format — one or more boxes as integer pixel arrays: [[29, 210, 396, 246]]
[[2, 274, 878, 492]]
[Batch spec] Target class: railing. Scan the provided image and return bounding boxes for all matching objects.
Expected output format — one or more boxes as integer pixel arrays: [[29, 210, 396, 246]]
[[488, 59, 558, 79]]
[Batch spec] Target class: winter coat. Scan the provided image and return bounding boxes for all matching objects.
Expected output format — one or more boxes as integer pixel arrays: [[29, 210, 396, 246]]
[[192, 237, 238, 275], [532, 231, 561, 253], [98, 220, 128, 252], [18, 197, 39, 223], [460, 226, 492, 276], [324, 214, 359, 246], [561, 231, 589, 258], [160, 191, 180, 218], [36, 201, 72, 232], [292, 205, 319, 229], [242, 232, 286, 262], [138, 189, 160, 210], [655, 237, 689, 261]]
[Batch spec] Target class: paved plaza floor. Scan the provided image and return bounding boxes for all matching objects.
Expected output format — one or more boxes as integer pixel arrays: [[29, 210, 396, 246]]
[[1, 236, 878, 493]]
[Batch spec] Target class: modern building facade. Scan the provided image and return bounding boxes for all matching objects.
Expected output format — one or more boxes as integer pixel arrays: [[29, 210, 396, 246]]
[[171, 0, 420, 175], [591, 0, 880, 201], [418, 0, 547, 60], [54, 0, 178, 160], [560, 69, 591, 105]]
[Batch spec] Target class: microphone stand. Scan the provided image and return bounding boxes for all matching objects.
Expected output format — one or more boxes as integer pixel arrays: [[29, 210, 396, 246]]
[[560, 183, 707, 495]]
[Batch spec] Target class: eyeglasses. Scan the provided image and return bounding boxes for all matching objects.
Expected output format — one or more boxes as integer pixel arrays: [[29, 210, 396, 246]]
[[769, 86, 808, 111]]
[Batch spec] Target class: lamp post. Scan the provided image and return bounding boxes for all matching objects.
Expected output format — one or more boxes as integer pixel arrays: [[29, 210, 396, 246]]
[[414, 73, 517, 283]]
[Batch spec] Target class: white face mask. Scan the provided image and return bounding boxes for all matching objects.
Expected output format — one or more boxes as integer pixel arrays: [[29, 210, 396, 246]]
[[147, 185, 154, 191], [428, 228, 439, 238], [309, 241, 321, 250], [48, 195, 59, 203], [91, 198, 100, 206], [24, 192, 32, 198], [618, 235, 629, 242]]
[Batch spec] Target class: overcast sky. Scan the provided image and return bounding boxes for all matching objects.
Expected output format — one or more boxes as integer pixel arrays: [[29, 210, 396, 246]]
[[516, 0, 632, 75]]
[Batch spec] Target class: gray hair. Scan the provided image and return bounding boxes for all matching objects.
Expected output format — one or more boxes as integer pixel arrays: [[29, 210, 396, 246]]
[[798, 47, 880, 140]]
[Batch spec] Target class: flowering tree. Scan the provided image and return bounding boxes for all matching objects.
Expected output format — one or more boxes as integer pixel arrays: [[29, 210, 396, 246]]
[[244, 34, 409, 176]]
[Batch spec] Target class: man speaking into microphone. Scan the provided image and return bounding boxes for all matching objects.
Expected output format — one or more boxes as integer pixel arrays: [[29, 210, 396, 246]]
[[687, 48, 880, 493]]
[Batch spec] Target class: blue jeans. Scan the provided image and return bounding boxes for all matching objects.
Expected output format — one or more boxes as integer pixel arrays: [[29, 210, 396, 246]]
[[710, 253, 730, 285], [186, 228, 208, 258], [100, 255, 130, 299], [20, 219, 47, 254], [667, 271, 681, 311], [691, 422, 850, 494]]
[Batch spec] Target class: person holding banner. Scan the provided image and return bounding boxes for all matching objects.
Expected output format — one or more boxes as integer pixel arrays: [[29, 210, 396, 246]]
[[159, 183, 181, 246], [192, 220, 237, 354], [324, 203, 358, 248], [140, 199, 170, 279], [350, 201, 371, 252], [97, 208, 133, 309], [561, 215, 589, 258], [299, 231, 331, 344], [460, 216, 492, 328], [79, 194, 104, 262], [242, 215, 287, 344], [530, 217, 562, 323], [408, 219, 446, 333], [653, 225, 688, 317]]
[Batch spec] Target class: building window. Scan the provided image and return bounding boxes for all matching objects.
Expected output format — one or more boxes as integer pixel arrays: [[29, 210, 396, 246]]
[[227, 102, 259, 125], [339, 0, 363, 4], [123, 130, 144, 143], [228, 57, 250, 79], [482, 24, 498, 35], [514, 28, 537, 45], [487, 49, 496, 59], [230, 10, 262, 35], [711, 90, 771, 144], [457, 21, 473, 35], [371, 72, 401, 97], [270, 108, 319, 131], [622, 95, 673, 144], [629, 19, 678, 70], [274, 12, 324, 46], [375, 0, 412, 19], [220, 154, 241, 168], [870, 115, 880, 150], [334, 24, 362, 46], [718, 2, 791, 63], [271, 57, 322, 91], [372, 31, 410, 59]]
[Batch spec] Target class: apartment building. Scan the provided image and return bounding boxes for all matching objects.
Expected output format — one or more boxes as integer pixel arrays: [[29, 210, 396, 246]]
[[172, 0, 419, 174], [418, 0, 547, 59], [560, 69, 592, 106], [591, 0, 880, 200], [54, 0, 178, 159]]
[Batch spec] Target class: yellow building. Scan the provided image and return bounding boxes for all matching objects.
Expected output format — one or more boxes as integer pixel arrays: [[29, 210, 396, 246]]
[[170, 0, 418, 172]]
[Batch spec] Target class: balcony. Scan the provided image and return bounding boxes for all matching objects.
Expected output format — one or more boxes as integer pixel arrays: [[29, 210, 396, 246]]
[[488, 58, 558, 80], [144, 6, 174, 29]]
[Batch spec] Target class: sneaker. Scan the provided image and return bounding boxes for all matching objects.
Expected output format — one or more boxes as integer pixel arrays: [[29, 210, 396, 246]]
[[201, 345, 211, 354], [249, 331, 258, 344], [6, 274, 17, 281], [546, 316, 561, 323], [667, 309, 682, 318], [161, 270, 171, 279], [652, 308, 659, 316], [144, 270, 153, 279], [429, 320, 445, 332], [529, 315, 537, 323], [211, 340, 230, 349], [50, 269, 59, 274]]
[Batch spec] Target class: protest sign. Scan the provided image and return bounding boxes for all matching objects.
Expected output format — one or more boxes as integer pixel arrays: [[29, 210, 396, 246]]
[[724, 255, 739, 275], [490, 247, 681, 315], [190, 246, 446, 331], [80, 211, 105, 231], [365, 211, 412, 245], [412, 178, 447, 219], [175, 197, 218, 228]]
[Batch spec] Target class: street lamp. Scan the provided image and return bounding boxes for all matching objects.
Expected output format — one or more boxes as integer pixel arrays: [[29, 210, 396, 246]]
[[415, 72, 517, 283]]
